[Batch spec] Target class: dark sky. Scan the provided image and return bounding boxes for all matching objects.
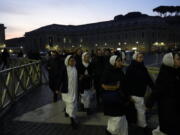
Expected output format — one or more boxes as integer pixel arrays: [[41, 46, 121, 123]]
[[0, 0, 180, 39]]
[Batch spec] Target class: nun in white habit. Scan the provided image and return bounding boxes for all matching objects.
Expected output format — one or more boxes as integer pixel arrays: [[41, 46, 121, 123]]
[[60, 55, 78, 128], [78, 52, 93, 115]]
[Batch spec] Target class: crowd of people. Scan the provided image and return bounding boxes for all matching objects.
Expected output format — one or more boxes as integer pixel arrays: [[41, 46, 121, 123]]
[[0, 48, 25, 70], [45, 48, 180, 135]]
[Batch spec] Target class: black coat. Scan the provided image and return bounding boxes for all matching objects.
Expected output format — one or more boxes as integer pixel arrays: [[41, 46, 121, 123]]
[[74, 55, 82, 70], [78, 62, 93, 93], [148, 65, 180, 135], [92, 56, 105, 78], [59, 65, 79, 94], [47, 55, 64, 91], [125, 60, 154, 97], [101, 65, 128, 116], [58, 65, 68, 93]]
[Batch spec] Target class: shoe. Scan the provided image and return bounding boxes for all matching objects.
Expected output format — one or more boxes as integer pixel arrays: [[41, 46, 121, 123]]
[[143, 126, 152, 135], [86, 108, 93, 115], [53, 93, 58, 102], [105, 129, 112, 135], [64, 108, 69, 117], [65, 112, 69, 117], [70, 118, 78, 129]]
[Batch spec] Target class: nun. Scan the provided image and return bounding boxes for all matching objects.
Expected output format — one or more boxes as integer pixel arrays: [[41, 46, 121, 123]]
[[101, 55, 128, 135], [146, 52, 180, 135], [125, 52, 154, 134], [59, 55, 78, 129], [78, 52, 94, 115]]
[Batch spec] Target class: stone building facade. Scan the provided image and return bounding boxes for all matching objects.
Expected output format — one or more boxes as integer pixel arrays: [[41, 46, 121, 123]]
[[22, 12, 180, 52]]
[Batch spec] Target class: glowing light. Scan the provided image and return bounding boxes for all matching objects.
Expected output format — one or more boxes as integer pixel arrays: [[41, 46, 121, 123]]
[[9, 49, 13, 53], [0, 44, 6, 48], [160, 42, 165, 46], [46, 45, 50, 49], [132, 47, 137, 50], [153, 42, 159, 46], [53, 45, 59, 50], [117, 48, 121, 51]]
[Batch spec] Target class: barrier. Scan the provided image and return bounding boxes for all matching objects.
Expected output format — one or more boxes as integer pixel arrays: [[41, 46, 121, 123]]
[[0, 61, 42, 110]]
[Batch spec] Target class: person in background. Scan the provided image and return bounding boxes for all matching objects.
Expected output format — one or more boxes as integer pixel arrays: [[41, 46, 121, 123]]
[[91, 48, 105, 109], [17, 50, 23, 57], [60, 55, 79, 129], [1, 48, 10, 69], [104, 48, 112, 65], [47, 51, 63, 102], [101, 55, 128, 135], [74, 48, 83, 109], [125, 52, 154, 135], [74, 48, 83, 70], [146, 52, 180, 135], [78, 52, 93, 115]]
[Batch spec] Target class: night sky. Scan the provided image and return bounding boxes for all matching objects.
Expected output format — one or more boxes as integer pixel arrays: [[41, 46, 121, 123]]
[[0, 0, 180, 39]]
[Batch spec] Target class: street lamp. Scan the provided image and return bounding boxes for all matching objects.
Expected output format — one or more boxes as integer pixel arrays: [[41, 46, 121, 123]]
[[80, 38, 83, 43]]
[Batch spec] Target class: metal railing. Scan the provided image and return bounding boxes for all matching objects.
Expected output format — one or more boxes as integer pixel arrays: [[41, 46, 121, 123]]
[[0, 61, 43, 110]]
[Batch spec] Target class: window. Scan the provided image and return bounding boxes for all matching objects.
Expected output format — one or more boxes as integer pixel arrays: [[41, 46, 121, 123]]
[[142, 32, 144, 39], [49, 36, 53, 46]]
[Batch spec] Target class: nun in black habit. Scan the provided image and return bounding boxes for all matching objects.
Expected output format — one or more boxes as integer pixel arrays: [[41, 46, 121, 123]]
[[101, 55, 128, 135]]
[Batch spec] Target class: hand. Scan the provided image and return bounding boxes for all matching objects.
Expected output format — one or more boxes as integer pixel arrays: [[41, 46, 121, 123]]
[[55, 90, 59, 94], [130, 97, 135, 103], [79, 75, 84, 80]]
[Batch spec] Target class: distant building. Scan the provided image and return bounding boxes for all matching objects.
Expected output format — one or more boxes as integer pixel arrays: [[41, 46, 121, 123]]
[[0, 24, 6, 45], [5, 37, 25, 48], [10, 12, 180, 52]]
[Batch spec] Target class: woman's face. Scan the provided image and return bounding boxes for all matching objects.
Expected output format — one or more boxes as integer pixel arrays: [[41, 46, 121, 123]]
[[115, 58, 123, 68], [68, 57, 76, 67], [96, 50, 102, 56], [84, 54, 90, 63], [174, 54, 180, 68], [136, 53, 144, 63]]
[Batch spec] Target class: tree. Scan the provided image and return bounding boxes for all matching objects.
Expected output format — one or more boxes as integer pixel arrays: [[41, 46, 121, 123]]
[[153, 6, 168, 17], [153, 6, 180, 17], [167, 6, 176, 16], [175, 6, 180, 16]]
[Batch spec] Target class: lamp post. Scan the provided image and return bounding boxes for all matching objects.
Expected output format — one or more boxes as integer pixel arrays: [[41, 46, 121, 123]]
[[104, 42, 107, 47], [136, 41, 139, 50]]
